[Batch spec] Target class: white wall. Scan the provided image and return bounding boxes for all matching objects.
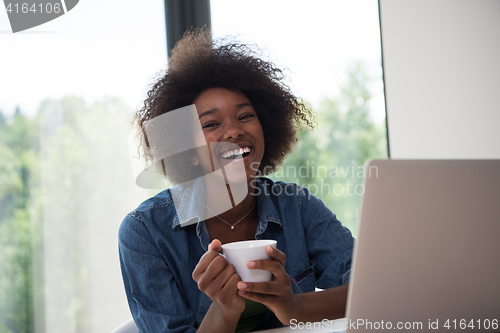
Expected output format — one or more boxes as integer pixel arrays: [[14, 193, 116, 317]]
[[380, 0, 500, 158]]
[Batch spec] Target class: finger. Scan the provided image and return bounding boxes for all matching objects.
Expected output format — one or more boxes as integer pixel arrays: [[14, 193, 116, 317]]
[[220, 268, 242, 293], [214, 263, 239, 289], [266, 246, 286, 266], [237, 289, 273, 305], [203, 254, 229, 279], [192, 239, 224, 281], [203, 262, 239, 296], [237, 281, 283, 297], [218, 273, 244, 304], [247, 258, 285, 278], [196, 255, 230, 291], [192, 249, 222, 281]]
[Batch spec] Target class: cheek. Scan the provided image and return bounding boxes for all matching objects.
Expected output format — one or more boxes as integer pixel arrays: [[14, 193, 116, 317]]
[[194, 146, 213, 170], [257, 127, 265, 151], [202, 130, 220, 145], [254, 121, 265, 143]]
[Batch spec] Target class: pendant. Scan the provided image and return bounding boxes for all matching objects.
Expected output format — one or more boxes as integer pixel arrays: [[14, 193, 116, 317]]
[[231, 226, 235, 230]]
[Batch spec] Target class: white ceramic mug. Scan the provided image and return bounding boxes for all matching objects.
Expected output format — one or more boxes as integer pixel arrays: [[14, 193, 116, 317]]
[[221, 239, 277, 282]]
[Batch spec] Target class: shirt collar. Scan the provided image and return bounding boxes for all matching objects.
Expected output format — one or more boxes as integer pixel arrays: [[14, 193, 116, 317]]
[[171, 177, 282, 232], [254, 178, 282, 237], [170, 176, 206, 228], [255, 178, 282, 227]]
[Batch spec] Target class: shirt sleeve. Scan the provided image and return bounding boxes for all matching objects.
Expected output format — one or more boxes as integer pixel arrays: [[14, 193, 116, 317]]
[[118, 213, 198, 333], [297, 186, 355, 289]]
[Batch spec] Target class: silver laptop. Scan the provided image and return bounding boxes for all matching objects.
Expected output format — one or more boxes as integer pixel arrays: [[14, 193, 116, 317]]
[[346, 160, 500, 332]]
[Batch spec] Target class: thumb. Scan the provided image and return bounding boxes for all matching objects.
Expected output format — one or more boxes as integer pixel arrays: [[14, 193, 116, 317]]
[[208, 239, 222, 253]]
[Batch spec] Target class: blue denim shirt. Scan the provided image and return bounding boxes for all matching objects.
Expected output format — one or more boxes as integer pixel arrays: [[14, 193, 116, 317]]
[[119, 178, 354, 333]]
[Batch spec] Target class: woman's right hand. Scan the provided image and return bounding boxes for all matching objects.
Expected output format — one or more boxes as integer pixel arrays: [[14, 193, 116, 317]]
[[192, 239, 245, 320]]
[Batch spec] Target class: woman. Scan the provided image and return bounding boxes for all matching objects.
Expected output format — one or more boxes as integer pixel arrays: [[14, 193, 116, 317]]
[[119, 30, 354, 333]]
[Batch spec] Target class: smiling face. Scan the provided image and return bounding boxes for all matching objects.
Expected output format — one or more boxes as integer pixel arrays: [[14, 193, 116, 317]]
[[194, 87, 265, 183]]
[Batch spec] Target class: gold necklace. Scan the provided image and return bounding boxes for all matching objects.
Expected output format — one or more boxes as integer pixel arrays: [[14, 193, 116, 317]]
[[206, 201, 256, 231]]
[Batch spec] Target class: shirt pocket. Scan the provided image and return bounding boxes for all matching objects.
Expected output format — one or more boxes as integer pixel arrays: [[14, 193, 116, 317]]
[[290, 260, 316, 294]]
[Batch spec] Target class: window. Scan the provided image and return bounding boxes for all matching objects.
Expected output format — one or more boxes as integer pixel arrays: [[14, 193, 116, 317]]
[[211, 0, 388, 235], [0, 1, 166, 331], [0, 1, 387, 331]]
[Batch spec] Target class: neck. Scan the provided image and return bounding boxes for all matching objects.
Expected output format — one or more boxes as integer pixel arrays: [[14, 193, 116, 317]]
[[204, 178, 258, 223]]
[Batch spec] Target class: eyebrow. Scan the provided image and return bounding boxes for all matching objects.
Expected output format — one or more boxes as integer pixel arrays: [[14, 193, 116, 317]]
[[236, 102, 252, 109], [198, 103, 253, 119], [198, 108, 218, 119]]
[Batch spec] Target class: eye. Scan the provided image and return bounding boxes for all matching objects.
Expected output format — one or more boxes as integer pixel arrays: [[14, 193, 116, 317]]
[[202, 122, 218, 129], [239, 113, 254, 121]]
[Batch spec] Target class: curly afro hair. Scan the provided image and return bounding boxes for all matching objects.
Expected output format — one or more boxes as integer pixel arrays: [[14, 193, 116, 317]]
[[133, 29, 314, 181]]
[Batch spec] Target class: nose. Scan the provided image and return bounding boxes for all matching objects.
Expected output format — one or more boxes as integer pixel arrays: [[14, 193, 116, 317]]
[[223, 120, 244, 140]]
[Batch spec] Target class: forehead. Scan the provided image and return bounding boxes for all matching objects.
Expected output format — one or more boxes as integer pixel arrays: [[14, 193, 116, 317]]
[[194, 88, 251, 114]]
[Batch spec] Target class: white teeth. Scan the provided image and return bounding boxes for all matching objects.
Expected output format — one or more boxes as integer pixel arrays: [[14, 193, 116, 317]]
[[221, 147, 251, 159]]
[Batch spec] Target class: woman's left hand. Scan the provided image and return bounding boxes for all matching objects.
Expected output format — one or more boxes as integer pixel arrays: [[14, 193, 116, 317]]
[[236, 246, 301, 325]]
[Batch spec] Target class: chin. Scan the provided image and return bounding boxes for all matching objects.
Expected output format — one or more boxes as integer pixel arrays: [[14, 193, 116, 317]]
[[223, 170, 249, 185]]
